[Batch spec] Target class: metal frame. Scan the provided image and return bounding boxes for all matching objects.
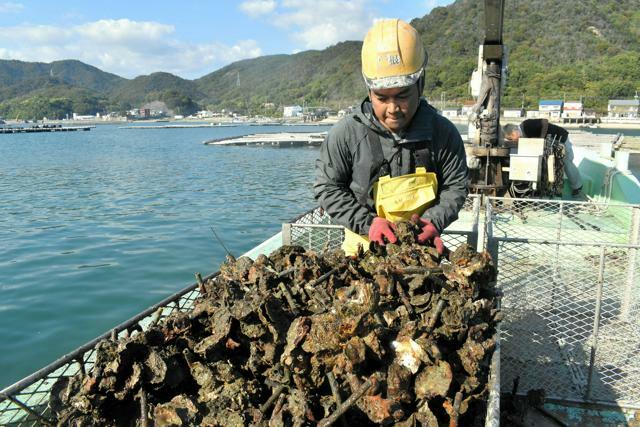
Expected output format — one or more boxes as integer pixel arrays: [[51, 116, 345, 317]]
[[0, 273, 214, 425], [282, 195, 483, 253], [486, 196, 640, 410]]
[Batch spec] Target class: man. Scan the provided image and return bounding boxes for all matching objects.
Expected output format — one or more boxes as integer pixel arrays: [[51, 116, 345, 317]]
[[314, 19, 468, 256], [503, 119, 583, 196]]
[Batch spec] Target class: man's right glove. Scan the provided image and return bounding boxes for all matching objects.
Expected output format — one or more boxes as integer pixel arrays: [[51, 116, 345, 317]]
[[368, 217, 398, 245], [411, 214, 445, 255]]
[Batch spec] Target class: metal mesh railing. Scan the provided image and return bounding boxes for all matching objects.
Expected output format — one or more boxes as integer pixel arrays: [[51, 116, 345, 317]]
[[0, 281, 206, 426], [282, 208, 344, 253], [486, 197, 635, 244], [283, 195, 482, 252], [487, 197, 640, 408]]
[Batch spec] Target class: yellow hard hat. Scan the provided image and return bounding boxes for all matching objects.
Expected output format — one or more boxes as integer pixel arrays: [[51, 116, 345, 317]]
[[361, 19, 427, 90]]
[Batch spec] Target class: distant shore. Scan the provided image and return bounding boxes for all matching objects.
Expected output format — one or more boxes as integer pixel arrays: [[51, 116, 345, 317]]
[[448, 117, 640, 130], [2, 117, 338, 128], [5, 116, 640, 131]]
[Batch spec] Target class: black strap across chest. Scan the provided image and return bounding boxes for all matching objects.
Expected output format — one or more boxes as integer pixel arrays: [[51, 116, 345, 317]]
[[360, 127, 433, 206]]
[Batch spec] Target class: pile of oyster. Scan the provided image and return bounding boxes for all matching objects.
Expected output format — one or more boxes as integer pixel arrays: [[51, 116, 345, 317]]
[[50, 221, 499, 426]]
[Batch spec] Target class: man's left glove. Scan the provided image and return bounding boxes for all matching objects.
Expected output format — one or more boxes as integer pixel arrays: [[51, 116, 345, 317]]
[[411, 214, 445, 255]]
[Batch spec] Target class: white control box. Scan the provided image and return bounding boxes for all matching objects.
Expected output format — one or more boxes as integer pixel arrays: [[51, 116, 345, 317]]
[[516, 137, 545, 155], [509, 155, 542, 182]]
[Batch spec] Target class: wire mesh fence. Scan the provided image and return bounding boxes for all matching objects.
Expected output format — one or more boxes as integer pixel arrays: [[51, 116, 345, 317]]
[[487, 197, 640, 408], [0, 284, 205, 426], [283, 195, 482, 253]]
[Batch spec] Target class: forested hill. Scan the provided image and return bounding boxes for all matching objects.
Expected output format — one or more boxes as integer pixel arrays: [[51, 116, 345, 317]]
[[1, 0, 638, 120], [413, 0, 640, 109], [194, 41, 364, 112]]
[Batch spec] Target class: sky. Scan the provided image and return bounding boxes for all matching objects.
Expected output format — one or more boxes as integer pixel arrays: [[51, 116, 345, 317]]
[[0, 0, 454, 80]]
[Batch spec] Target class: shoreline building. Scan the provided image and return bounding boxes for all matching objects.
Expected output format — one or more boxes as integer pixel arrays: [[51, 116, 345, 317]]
[[461, 100, 475, 117], [562, 101, 583, 118], [539, 100, 563, 119], [503, 108, 524, 118], [608, 99, 640, 118], [441, 107, 461, 118], [283, 105, 303, 118]]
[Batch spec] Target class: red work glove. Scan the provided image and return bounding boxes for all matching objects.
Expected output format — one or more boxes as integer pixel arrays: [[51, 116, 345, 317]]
[[368, 217, 398, 245], [411, 214, 445, 255]]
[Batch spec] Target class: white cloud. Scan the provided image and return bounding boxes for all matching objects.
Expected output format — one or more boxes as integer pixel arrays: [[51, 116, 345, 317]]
[[239, 0, 276, 17], [0, 19, 263, 78], [0, 2, 23, 13], [258, 0, 376, 50]]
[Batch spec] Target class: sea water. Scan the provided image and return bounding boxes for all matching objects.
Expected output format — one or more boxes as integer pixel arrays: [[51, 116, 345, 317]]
[[0, 123, 328, 387]]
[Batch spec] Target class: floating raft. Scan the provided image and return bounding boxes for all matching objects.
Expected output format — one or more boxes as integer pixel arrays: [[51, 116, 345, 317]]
[[0, 125, 94, 134], [119, 123, 238, 129], [204, 132, 327, 147]]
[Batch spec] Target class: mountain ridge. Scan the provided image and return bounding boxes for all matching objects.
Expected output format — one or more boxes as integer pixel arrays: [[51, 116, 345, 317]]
[[1, 0, 638, 119]]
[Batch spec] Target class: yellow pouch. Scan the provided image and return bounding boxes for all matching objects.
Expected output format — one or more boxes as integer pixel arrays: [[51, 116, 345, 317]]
[[373, 167, 438, 223], [341, 167, 438, 255]]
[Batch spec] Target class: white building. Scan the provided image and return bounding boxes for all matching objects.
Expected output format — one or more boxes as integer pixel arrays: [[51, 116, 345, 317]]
[[608, 99, 640, 118], [461, 101, 476, 117], [283, 105, 303, 118], [539, 100, 563, 119], [196, 110, 214, 119], [442, 108, 460, 118], [72, 113, 98, 121], [562, 101, 583, 118], [503, 108, 524, 118]]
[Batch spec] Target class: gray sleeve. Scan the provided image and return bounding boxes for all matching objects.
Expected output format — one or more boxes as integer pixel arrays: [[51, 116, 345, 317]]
[[422, 122, 469, 232], [313, 126, 376, 235]]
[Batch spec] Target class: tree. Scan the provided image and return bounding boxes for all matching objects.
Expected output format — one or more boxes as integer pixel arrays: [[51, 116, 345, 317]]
[[160, 90, 199, 116]]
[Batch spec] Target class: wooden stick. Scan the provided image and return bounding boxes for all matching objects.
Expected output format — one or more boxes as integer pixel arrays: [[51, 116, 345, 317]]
[[271, 393, 287, 417], [395, 281, 414, 316], [195, 272, 206, 294], [426, 299, 446, 333], [278, 282, 300, 315], [318, 378, 373, 427], [326, 373, 348, 427], [448, 391, 462, 427], [396, 266, 443, 275], [278, 267, 295, 278], [260, 384, 286, 413], [75, 356, 85, 376], [139, 388, 148, 427]]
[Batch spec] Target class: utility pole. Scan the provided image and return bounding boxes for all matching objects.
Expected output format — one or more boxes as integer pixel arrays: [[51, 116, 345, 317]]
[[441, 92, 446, 112]]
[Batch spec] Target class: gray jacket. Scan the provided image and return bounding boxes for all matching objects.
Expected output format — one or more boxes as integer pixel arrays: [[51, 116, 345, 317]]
[[314, 98, 468, 235]]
